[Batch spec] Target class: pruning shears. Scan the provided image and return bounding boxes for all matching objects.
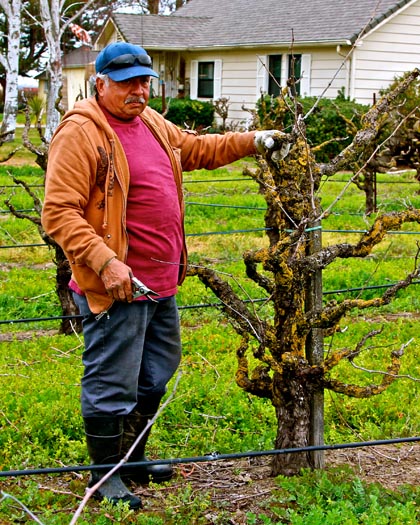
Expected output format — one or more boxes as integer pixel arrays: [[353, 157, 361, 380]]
[[131, 276, 159, 302]]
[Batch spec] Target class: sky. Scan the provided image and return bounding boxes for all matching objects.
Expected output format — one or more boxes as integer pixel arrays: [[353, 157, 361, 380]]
[[18, 76, 39, 88]]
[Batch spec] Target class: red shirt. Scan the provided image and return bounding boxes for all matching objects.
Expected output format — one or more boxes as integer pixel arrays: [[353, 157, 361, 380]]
[[105, 110, 183, 298]]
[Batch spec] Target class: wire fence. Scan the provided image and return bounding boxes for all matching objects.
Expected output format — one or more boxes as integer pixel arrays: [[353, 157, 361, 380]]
[[2, 279, 420, 326], [1, 174, 420, 324], [1, 175, 419, 190], [1, 171, 419, 497]]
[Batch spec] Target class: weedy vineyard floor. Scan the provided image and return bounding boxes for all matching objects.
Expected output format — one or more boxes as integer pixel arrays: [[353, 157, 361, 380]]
[[1, 445, 417, 523], [326, 444, 419, 490], [136, 445, 420, 513], [134, 446, 420, 522], [1, 328, 418, 521]]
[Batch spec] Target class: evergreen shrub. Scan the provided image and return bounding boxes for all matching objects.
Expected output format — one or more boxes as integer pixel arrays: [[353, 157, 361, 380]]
[[148, 96, 215, 130], [256, 92, 369, 162]]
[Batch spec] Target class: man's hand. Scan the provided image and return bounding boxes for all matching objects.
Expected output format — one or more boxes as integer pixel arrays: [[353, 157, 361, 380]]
[[254, 130, 291, 162], [100, 258, 134, 302]]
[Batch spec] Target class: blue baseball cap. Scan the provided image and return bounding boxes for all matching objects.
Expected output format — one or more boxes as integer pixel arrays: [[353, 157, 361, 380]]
[[95, 42, 159, 82]]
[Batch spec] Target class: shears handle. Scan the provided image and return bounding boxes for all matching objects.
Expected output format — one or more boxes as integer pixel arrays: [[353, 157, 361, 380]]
[[131, 277, 159, 301]]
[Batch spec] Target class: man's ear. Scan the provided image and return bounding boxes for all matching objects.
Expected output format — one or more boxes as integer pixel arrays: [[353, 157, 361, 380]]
[[96, 77, 105, 96]]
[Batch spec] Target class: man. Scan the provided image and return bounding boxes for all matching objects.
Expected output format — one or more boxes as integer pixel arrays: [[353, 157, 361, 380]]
[[42, 41, 288, 510]]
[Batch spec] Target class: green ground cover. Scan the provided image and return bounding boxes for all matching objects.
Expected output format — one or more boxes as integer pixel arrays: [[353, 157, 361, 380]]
[[0, 161, 419, 524]]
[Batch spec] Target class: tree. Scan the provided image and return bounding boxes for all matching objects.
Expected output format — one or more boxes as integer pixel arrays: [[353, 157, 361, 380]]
[[133, 0, 190, 13], [37, 0, 91, 140], [189, 69, 420, 476], [18, 1, 48, 77], [0, 0, 55, 141], [0, 0, 99, 142], [0, 0, 22, 142], [0, 0, 190, 141], [4, 178, 82, 335], [147, 0, 159, 13], [2, 102, 82, 334]]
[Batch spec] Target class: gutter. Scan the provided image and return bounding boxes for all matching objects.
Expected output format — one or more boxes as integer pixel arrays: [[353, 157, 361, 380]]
[[348, 0, 416, 43], [145, 40, 353, 53]]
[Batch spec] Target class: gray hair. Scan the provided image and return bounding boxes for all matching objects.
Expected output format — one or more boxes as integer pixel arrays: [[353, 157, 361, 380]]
[[90, 73, 110, 95], [96, 72, 110, 85]]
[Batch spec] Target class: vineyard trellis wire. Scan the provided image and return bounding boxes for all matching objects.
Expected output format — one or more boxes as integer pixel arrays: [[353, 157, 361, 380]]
[[1, 166, 419, 522], [1, 172, 420, 324]]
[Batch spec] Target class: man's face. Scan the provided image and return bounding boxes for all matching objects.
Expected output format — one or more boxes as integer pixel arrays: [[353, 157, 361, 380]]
[[96, 75, 151, 120]]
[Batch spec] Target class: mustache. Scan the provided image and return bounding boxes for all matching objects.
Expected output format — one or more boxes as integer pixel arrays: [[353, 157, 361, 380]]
[[124, 96, 146, 104]]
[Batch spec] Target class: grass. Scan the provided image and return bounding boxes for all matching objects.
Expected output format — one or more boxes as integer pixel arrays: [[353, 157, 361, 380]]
[[0, 158, 419, 523], [0, 119, 44, 165], [266, 469, 419, 525]]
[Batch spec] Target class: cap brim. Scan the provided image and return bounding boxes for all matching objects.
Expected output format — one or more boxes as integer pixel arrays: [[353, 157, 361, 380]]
[[105, 65, 159, 81]]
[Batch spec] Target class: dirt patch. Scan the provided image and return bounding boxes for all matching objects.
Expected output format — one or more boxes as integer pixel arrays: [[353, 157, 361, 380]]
[[325, 443, 419, 490], [1, 155, 38, 167], [0, 443, 417, 523], [0, 329, 59, 342], [132, 443, 419, 517], [357, 312, 420, 323]]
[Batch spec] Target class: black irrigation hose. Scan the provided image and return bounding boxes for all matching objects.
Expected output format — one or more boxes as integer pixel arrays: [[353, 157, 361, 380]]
[[1, 280, 419, 326], [0, 184, 44, 189], [0, 243, 48, 249], [1, 436, 419, 478], [325, 180, 418, 184]]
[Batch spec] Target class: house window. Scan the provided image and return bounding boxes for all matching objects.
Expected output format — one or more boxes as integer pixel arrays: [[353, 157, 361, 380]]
[[268, 55, 282, 97], [198, 62, 214, 98], [288, 54, 302, 96]]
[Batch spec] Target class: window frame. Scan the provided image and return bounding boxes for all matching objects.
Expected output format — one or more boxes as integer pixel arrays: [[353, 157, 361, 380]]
[[288, 54, 302, 96], [190, 59, 222, 100], [197, 61, 215, 98], [268, 54, 282, 97]]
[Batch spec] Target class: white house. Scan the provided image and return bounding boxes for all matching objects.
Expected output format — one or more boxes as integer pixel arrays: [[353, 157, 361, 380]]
[[62, 46, 99, 108], [63, 0, 420, 128]]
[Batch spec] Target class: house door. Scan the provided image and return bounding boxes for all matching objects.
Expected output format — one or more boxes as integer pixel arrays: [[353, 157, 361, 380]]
[[163, 52, 179, 99]]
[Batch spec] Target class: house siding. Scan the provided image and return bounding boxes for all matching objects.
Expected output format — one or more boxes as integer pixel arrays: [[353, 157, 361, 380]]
[[63, 69, 90, 111], [351, 1, 420, 103], [187, 47, 349, 128], [187, 50, 259, 127], [62, 1, 420, 128], [309, 49, 349, 98]]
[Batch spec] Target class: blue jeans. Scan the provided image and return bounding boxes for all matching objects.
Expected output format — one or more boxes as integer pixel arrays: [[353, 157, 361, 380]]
[[73, 294, 181, 417]]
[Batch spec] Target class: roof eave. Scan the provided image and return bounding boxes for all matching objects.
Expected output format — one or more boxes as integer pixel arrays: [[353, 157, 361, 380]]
[[146, 39, 352, 52], [348, 0, 415, 43]]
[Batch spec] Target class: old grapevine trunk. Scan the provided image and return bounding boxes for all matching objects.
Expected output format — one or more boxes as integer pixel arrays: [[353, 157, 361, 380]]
[[190, 72, 420, 477], [54, 245, 82, 334], [271, 371, 313, 475], [241, 123, 325, 475]]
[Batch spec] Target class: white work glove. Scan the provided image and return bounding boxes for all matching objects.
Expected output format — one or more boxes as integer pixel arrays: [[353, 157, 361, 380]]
[[254, 130, 291, 162]]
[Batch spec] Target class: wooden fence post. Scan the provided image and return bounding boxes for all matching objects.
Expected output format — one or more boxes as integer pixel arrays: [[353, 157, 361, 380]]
[[305, 222, 325, 468]]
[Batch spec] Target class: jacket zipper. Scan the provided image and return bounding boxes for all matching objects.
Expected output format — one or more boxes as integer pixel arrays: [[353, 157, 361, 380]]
[[95, 310, 110, 321]]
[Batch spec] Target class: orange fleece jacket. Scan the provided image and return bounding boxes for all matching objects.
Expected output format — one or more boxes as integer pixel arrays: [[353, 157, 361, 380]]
[[42, 96, 257, 314]]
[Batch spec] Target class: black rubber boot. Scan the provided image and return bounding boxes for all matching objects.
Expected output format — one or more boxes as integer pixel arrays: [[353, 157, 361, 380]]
[[121, 408, 173, 484], [84, 416, 142, 509]]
